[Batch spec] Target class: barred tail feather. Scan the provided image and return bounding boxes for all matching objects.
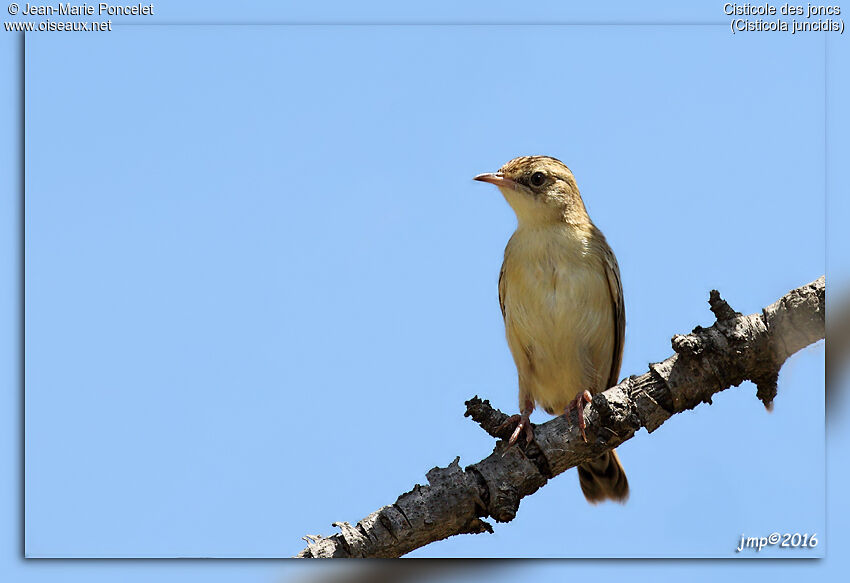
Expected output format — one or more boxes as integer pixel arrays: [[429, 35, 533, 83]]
[[577, 449, 629, 504]]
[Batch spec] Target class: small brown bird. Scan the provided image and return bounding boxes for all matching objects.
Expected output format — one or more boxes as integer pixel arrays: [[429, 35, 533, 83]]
[[474, 155, 629, 504]]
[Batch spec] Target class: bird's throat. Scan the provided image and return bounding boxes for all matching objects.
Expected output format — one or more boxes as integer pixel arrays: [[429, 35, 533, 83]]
[[499, 187, 564, 228]]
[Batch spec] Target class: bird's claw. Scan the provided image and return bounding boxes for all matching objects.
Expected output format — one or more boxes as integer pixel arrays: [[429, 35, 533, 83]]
[[564, 390, 593, 443], [496, 413, 534, 447]]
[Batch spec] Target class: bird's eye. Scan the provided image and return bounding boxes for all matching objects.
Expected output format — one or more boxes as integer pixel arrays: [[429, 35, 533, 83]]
[[529, 172, 546, 187]]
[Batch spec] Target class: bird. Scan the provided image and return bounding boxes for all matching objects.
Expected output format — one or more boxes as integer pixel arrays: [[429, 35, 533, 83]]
[[474, 155, 629, 504]]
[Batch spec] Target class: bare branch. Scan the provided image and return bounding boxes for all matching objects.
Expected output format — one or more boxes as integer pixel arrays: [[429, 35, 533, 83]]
[[296, 277, 825, 558]]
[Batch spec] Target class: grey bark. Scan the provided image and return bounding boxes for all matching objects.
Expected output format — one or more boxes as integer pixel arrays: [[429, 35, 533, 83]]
[[296, 277, 825, 558]]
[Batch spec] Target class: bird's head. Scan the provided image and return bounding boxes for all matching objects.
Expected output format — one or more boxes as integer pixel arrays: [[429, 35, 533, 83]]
[[474, 155, 589, 226]]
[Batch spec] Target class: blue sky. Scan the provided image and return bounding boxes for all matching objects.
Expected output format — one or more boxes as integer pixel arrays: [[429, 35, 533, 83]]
[[2, 0, 846, 581]]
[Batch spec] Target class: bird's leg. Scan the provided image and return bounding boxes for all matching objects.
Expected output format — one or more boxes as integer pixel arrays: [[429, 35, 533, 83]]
[[564, 390, 593, 442], [496, 397, 535, 446]]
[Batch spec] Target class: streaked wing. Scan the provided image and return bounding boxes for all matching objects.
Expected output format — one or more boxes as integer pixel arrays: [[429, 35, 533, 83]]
[[498, 263, 507, 321], [602, 242, 625, 389]]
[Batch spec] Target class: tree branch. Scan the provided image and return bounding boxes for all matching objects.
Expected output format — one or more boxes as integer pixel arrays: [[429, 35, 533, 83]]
[[296, 277, 825, 558]]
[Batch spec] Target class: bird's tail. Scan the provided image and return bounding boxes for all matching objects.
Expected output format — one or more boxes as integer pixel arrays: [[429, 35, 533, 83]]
[[577, 449, 629, 504]]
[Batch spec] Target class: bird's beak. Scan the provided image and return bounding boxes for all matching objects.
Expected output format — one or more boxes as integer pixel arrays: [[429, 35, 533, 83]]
[[473, 172, 515, 188]]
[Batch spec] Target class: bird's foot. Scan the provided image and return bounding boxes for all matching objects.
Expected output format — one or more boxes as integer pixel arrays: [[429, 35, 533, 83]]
[[564, 390, 593, 443], [496, 412, 534, 447]]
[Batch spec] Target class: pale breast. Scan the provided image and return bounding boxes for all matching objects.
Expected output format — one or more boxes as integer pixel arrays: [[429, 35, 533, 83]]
[[501, 225, 615, 414]]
